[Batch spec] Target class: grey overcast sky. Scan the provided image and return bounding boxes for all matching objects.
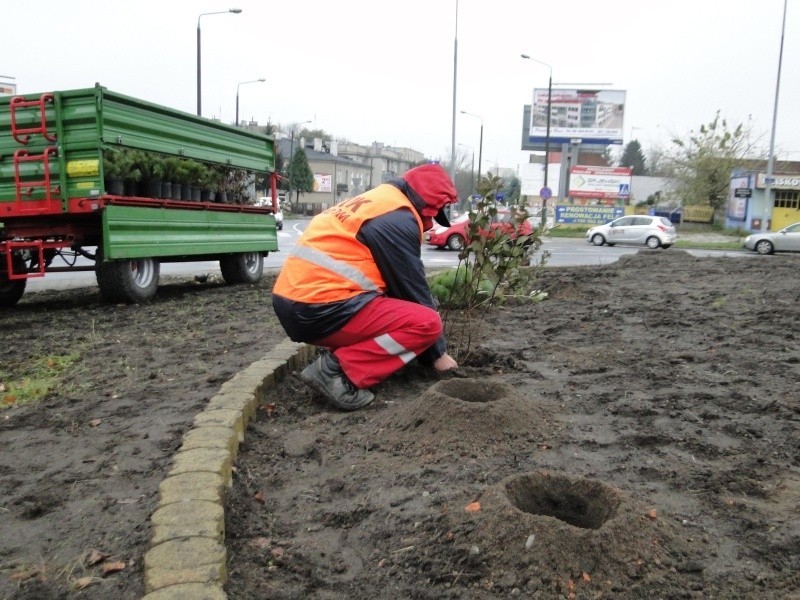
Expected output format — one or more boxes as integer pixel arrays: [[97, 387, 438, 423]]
[[2, 0, 797, 171]]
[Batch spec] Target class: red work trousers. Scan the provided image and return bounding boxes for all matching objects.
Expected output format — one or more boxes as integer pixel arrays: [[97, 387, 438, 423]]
[[314, 296, 442, 388]]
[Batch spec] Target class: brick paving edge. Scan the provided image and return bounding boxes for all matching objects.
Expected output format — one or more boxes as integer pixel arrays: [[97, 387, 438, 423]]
[[140, 339, 316, 599]]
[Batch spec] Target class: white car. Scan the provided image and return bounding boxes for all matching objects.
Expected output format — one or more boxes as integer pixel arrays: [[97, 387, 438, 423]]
[[743, 222, 800, 254], [256, 196, 284, 230], [586, 215, 677, 249]]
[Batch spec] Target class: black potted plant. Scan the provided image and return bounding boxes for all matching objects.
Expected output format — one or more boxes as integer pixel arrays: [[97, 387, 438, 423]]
[[213, 165, 230, 203], [132, 151, 165, 199], [103, 150, 125, 196], [116, 150, 142, 197], [199, 166, 218, 202], [184, 160, 206, 201], [161, 157, 183, 200], [174, 160, 193, 201]]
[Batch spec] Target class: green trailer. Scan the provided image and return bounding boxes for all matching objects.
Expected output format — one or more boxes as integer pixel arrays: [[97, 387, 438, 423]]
[[0, 84, 279, 306]]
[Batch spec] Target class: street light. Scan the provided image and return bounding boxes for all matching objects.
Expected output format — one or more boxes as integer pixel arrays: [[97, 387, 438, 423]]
[[763, 0, 788, 232], [235, 78, 265, 126], [288, 120, 312, 204], [450, 0, 460, 185], [197, 8, 242, 117], [460, 110, 483, 187], [458, 142, 475, 195], [521, 54, 552, 225]]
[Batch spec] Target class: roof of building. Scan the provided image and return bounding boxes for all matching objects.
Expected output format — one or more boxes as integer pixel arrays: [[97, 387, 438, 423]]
[[276, 138, 369, 168]]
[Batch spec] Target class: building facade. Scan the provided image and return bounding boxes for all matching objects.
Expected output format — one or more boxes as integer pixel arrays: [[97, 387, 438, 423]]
[[277, 137, 427, 214], [727, 167, 800, 232], [277, 137, 373, 214], [335, 141, 426, 189]]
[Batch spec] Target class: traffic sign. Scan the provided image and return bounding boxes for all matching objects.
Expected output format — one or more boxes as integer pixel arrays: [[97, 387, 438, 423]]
[[540, 186, 552, 200]]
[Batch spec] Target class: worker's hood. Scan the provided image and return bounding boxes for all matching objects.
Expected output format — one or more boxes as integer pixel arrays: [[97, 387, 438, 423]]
[[401, 164, 457, 228]]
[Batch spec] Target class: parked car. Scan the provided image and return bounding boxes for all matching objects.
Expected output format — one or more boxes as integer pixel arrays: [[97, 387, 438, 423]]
[[256, 196, 283, 230], [586, 215, 677, 249], [425, 209, 533, 251], [743, 222, 800, 254]]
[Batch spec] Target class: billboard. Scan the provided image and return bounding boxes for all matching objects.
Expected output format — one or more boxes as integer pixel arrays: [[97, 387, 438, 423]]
[[313, 174, 332, 193], [569, 166, 632, 199], [527, 88, 626, 149], [555, 205, 624, 225], [728, 175, 750, 221]]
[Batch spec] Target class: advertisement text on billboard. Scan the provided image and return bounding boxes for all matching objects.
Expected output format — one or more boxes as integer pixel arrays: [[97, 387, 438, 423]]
[[569, 166, 632, 199], [555, 205, 624, 225], [528, 89, 626, 147]]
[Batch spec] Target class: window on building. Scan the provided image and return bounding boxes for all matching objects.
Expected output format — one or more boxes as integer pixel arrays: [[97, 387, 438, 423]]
[[774, 190, 799, 209]]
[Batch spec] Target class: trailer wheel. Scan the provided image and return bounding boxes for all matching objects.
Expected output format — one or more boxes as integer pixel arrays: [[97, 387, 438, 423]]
[[0, 254, 27, 308], [96, 258, 160, 303], [219, 252, 264, 285]]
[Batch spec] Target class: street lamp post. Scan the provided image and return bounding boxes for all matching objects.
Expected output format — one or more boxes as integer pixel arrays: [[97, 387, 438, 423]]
[[458, 143, 475, 195], [197, 8, 242, 117], [450, 0, 459, 186], [460, 110, 483, 187], [762, 0, 788, 232], [235, 78, 265, 126], [288, 120, 312, 204], [521, 54, 552, 225]]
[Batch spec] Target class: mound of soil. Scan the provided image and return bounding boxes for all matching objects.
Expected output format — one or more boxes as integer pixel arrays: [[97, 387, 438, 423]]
[[225, 251, 800, 600], [1, 250, 799, 600]]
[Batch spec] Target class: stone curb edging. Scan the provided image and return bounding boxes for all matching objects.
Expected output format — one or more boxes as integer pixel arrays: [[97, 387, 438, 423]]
[[141, 339, 315, 599]]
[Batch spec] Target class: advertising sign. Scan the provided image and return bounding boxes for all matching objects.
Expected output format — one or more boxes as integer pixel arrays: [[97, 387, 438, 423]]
[[755, 173, 800, 189], [313, 174, 332, 193], [0, 82, 16, 96], [728, 176, 749, 221], [528, 88, 626, 148], [555, 205, 624, 225], [569, 166, 632, 199]]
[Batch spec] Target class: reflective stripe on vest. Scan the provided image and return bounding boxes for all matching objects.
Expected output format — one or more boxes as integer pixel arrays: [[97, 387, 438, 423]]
[[290, 245, 381, 293]]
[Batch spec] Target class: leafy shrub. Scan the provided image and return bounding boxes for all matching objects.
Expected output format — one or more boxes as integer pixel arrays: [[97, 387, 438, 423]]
[[430, 266, 495, 309], [435, 175, 550, 361]]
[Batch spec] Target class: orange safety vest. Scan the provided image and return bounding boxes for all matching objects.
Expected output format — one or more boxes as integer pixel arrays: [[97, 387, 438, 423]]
[[273, 184, 423, 304]]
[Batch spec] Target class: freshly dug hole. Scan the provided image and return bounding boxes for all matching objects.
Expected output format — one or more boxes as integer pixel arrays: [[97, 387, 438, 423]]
[[432, 378, 508, 403], [504, 472, 619, 530], [372, 377, 557, 450]]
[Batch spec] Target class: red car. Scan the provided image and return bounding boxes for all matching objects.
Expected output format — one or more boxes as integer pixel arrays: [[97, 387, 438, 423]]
[[425, 209, 533, 251]]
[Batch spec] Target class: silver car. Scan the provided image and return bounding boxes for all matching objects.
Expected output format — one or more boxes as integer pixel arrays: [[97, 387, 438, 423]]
[[743, 222, 800, 254], [256, 196, 284, 230], [586, 215, 677, 249]]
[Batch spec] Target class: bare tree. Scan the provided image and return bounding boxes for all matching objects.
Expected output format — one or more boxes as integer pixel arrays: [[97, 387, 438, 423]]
[[665, 112, 766, 210]]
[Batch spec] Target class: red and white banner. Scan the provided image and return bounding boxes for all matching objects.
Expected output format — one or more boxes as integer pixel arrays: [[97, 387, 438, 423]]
[[569, 166, 632, 199]]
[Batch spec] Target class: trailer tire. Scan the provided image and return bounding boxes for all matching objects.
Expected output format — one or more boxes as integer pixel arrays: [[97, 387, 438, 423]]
[[96, 258, 160, 303], [220, 252, 264, 285], [0, 254, 27, 308]]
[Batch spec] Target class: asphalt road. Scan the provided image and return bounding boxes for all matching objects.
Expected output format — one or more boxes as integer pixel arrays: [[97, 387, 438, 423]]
[[24, 218, 748, 293]]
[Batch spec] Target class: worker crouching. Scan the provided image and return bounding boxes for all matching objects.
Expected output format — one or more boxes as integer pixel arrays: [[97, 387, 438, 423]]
[[272, 163, 460, 410]]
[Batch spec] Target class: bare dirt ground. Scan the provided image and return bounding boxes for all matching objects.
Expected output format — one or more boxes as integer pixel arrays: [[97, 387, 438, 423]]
[[225, 251, 800, 600], [2, 250, 799, 599], [1, 275, 286, 599]]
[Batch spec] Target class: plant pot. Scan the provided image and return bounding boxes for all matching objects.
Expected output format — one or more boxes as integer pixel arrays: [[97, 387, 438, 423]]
[[216, 191, 228, 204], [191, 186, 202, 202], [171, 183, 183, 201], [145, 179, 162, 199], [161, 182, 172, 200], [181, 184, 192, 201], [201, 189, 214, 202], [124, 179, 140, 197], [105, 177, 125, 196]]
